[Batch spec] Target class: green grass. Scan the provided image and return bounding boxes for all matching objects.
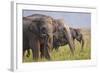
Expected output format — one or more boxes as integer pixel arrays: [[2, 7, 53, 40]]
[[23, 29, 91, 62]]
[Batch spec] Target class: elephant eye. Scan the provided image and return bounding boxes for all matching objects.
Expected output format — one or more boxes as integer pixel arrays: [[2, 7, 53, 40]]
[[63, 28, 66, 31], [41, 27, 46, 31]]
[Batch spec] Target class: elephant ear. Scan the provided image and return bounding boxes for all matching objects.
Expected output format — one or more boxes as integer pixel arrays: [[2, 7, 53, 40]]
[[23, 17, 33, 30], [28, 20, 39, 36], [52, 20, 58, 33], [28, 23, 34, 32], [23, 16, 39, 34]]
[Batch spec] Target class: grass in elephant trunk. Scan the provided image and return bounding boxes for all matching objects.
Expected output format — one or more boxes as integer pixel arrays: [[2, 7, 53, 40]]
[[23, 29, 91, 62]]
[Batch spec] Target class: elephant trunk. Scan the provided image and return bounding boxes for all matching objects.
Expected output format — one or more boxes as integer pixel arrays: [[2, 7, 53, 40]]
[[66, 32, 75, 55], [43, 36, 51, 60], [64, 24, 75, 55]]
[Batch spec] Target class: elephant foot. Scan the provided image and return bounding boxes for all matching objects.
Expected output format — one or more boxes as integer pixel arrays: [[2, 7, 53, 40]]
[[40, 53, 44, 59], [43, 51, 51, 60]]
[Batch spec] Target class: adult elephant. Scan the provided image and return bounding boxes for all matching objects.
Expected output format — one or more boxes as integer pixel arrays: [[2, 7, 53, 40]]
[[53, 26, 84, 52], [23, 14, 54, 60], [53, 19, 75, 54]]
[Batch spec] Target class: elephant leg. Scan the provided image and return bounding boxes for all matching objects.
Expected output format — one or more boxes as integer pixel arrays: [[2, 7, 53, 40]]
[[43, 48, 51, 60], [76, 34, 84, 52], [23, 49, 25, 60], [80, 38, 84, 52], [40, 44, 50, 60], [23, 39, 29, 59], [43, 37, 51, 60], [40, 44, 44, 58], [73, 39, 75, 51], [29, 38, 40, 61], [55, 46, 59, 51]]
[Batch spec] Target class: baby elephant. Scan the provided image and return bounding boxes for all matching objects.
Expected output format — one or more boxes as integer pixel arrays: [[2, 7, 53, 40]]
[[53, 27, 84, 52]]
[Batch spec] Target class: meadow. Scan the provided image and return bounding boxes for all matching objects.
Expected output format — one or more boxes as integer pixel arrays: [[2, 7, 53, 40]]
[[23, 28, 91, 62]]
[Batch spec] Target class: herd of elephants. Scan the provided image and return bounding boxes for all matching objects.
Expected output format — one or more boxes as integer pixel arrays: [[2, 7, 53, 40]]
[[23, 14, 84, 61]]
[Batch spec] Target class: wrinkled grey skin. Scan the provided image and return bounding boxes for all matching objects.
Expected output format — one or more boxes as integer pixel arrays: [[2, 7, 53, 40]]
[[53, 19, 75, 54], [23, 14, 53, 60], [53, 27, 84, 52]]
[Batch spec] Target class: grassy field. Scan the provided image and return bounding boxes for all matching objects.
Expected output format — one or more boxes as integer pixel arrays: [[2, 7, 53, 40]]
[[23, 28, 91, 62]]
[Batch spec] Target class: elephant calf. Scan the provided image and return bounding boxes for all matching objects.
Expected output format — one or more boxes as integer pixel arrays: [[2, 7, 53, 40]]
[[53, 19, 75, 54]]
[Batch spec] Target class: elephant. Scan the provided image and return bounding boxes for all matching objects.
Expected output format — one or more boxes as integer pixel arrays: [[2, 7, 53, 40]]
[[23, 14, 54, 60], [70, 28, 84, 52], [53, 27, 84, 52], [53, 19, 75, 54]]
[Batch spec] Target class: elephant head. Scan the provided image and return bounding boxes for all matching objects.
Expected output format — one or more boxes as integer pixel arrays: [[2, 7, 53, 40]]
[[26, 14, 53, 38]]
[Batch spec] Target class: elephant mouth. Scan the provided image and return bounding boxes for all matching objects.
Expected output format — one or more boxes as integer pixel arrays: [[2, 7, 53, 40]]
[[40, 33, 49, 38]]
